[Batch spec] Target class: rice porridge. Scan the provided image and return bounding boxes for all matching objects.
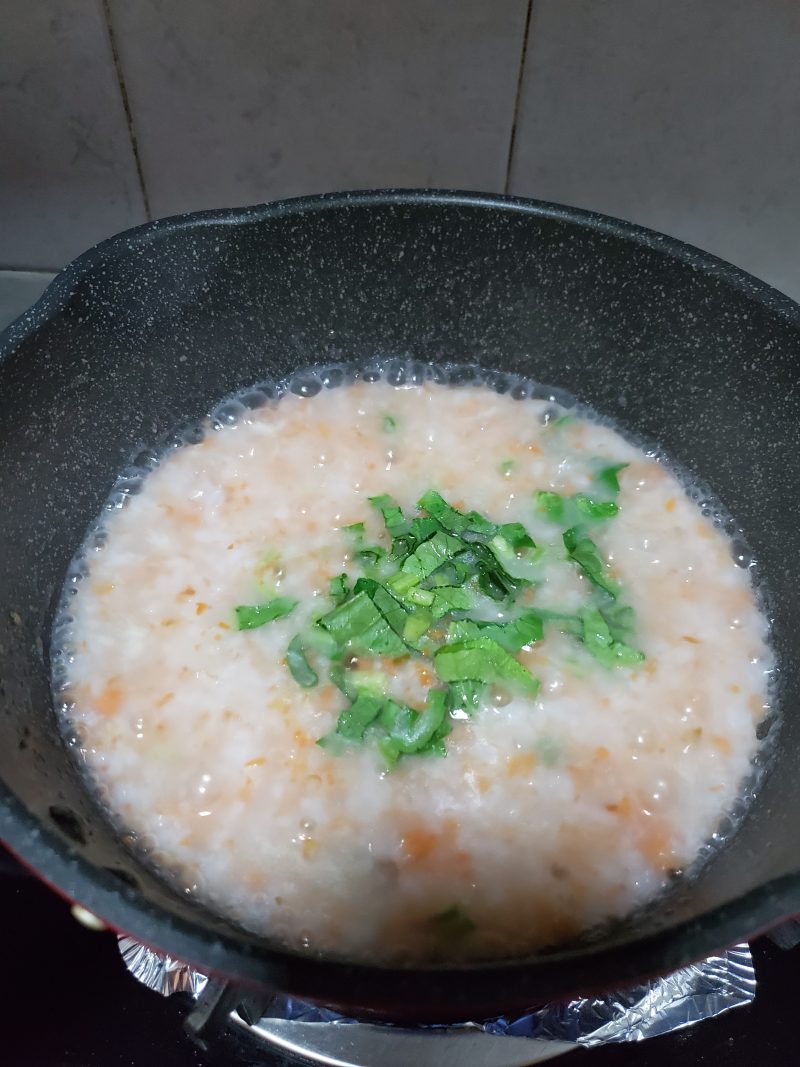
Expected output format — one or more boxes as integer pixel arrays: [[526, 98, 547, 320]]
[[55, 375, 772, 962]]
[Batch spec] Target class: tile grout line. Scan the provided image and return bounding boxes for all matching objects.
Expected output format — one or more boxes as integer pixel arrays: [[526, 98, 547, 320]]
[[102, 0, 152, 220], [504, 0, 534, 195]]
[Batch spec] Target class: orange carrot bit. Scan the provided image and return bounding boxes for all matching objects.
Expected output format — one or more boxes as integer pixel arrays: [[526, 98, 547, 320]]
[[711, 735, 733, 756], [506, 752, 537, 777], [178, 586, 197, 599], [416, 664, 433, 687], [664, 497, 676, 513], [401, 827, 440, 864], [244, 756, 266, 767], [527, 443, 543, 455], [681, 635, 701, 644], [729, 683, 741, 694], [594, 745, 610, 761], [243, 868, 267, 891], [95, 680, 124, 718], [218, 621, 230, 630], [155, 691, 174, 709], [195, 602, 209, 615]]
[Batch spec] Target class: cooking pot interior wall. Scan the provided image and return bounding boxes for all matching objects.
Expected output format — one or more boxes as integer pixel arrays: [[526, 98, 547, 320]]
[[0, 198, 798, 935]]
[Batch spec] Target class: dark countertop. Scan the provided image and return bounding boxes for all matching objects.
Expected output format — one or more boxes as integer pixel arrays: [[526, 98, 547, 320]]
[[3, 854, 797, 1067]]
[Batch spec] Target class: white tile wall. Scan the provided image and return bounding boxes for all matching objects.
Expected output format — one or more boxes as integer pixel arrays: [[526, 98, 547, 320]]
[[0, 0, 146, 268], [0, 0, 798, 303], [107, 0, 528, 218], [509, 0, 800, 301]]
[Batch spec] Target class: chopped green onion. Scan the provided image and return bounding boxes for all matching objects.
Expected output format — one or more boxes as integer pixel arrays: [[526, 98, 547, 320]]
[[406, 586, 435, 607], [599, 601, 636, 643], [380, 688, 448, 756], [499, 459, 515, 476], [416, 490, 496, 539], [426, 905, 475, 937], [368, 494, 409, 538], [410, 515, 441, 542], [234, 597, 298, 630], [535, 490, 565, 523], [329, 573, 350, 605], [429, 586, 473, 618], [333, 692, 384, 741], [563, 528, 619, 598], [550, 414, 575, 429], [286, 635, 318, 687], [434, 637, 539, 696], [329, 664, 387, 700], [352, 578, 410, 638], [342, 520, 385, 567], [497, 522, 536, 551], [574, 494, 620, 521], [465, 542, 531, 600], [398, 530, 465, 583], [403, 610, 433, 644], [579, 606, 645, 668], [317, 591, 408, 656], [447, 680, 484, 716], [447, 611, 543, 652], [594, 462, 629, 496], [382, 414, 397, 432]]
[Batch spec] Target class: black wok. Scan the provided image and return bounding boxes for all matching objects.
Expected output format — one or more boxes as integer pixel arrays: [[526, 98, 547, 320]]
[[1, 190, 799, 1023]]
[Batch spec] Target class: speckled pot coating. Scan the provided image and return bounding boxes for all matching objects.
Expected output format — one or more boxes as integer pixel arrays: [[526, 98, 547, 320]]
[[0, 189, 799, 1022]]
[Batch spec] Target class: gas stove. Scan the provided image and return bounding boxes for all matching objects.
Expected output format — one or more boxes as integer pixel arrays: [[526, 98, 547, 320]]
[[4, 851, 798, 1067]]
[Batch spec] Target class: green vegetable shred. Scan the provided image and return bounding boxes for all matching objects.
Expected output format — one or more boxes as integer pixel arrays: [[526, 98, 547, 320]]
[[234, 467, 645, 764], [234, 597, 298, 630]]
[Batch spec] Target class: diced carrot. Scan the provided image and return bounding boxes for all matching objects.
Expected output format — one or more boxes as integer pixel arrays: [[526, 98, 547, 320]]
[[95, 680, 123, 718], [712, 735, 733, 755], [243, 868, 266, 891], [402, 827, 439, 863], [244, 756, 265, 767], [155, 691, 174, 709], [195, 602, 209, 615], [665, 497, 676, 513], [179, 586, 196, 598], [594, 745, 610, 761], [682, 635, 701, 644], [506, 752, 537, 777]]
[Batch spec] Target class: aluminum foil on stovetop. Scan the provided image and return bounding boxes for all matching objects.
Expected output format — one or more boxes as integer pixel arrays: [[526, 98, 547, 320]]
[[119, 936, 755, 1052]]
